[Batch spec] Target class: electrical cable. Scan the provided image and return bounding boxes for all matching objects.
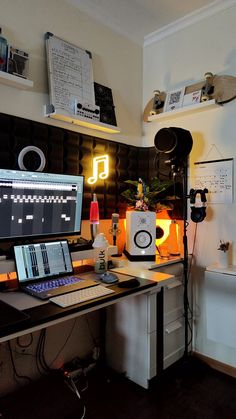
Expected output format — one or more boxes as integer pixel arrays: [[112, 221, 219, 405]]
[[36, 329, 51, 374], [16, 333, 33, 348], [187, 222, 198, 347], [40, 329, 51, 372], [7, 341, 32, 384], [48, 319, 77, 367], [182, 220, 198, 349], [65, 377, 86, 419], [36, 331, 46, 374], [85, 315, 99, 347]]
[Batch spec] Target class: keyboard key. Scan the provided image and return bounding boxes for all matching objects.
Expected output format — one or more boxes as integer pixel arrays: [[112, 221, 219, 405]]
[[26, 276, 82, 292], [49, 285, 115, 308]]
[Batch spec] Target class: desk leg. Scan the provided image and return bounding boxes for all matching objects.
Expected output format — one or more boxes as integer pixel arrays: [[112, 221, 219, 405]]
[[99, 307, 107, 368], [156, 288, 164, 373]]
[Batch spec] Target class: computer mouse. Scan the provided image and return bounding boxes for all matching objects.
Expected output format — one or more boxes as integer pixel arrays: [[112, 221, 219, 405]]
[[100, 272, 119, 284], [118, 278, 140, 288]]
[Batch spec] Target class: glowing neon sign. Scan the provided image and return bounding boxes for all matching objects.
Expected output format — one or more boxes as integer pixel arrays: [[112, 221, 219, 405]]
[[88, 154, 109, 184]]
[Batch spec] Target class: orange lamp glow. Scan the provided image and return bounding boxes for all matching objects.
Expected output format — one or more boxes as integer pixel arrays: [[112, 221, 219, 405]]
[[156, 219, 172, 247]]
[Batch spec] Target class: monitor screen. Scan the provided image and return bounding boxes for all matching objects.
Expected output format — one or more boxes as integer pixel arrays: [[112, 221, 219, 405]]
[[0, 169, 84, 241]]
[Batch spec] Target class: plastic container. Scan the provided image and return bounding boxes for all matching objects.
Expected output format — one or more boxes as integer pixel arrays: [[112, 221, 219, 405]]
[[93, 233, 109, 274], [0, 28, 8, 72]]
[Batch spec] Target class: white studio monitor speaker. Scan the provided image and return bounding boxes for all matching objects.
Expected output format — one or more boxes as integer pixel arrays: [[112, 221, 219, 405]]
[[124, 211, 156, 261]]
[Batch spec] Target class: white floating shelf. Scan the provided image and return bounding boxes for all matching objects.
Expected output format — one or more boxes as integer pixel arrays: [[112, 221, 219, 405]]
[[45, 107, 120, 134], [147, 99, 220, 122], [0, 70, 33, 90]]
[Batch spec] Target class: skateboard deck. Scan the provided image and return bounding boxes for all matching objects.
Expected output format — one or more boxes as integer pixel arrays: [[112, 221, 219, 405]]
[[143, 74, 236, 122], [143, 91, 166, 122]]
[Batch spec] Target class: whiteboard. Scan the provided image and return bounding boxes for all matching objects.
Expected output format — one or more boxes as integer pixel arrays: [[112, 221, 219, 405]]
[[46, 33, 95, 115], [193, 158, 233, 204]]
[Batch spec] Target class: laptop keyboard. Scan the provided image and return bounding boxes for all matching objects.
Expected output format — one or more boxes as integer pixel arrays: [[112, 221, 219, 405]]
[[26, 276, 83, 293], [49, 285, 115, 307]]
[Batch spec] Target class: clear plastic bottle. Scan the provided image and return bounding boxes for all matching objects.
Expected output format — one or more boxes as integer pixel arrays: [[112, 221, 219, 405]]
[[0, 28, 8, 72], [93, 233, 109, 274]]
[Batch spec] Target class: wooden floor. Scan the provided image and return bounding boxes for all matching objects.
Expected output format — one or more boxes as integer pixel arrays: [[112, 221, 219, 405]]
[[1, 356, 236, 419]]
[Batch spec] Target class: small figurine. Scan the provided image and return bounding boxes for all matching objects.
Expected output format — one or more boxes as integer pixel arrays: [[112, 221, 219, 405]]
[[137, 178, 143, 198]]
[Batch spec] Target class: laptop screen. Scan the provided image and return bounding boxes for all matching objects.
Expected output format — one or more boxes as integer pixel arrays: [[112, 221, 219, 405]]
[[14, 240, 73, 284]]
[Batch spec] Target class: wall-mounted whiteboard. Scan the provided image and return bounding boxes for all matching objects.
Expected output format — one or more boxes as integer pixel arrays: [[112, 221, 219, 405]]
[[194, 158, 233, 204], [45, 32, 95, 115]]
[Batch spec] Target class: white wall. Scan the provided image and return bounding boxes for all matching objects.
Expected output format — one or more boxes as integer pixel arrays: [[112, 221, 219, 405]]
[[0, 0, 143, 146], [143, 4, 236, 367]]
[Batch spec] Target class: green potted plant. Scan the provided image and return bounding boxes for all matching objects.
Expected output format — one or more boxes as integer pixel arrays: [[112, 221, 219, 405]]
[[120, 177, 177, 212]]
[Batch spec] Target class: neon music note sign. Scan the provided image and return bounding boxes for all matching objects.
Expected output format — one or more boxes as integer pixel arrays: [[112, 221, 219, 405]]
[[88, 154, 109, 184]]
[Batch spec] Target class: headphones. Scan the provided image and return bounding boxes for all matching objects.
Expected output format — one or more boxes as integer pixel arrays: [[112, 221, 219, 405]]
[[189, 188, 208, 223]]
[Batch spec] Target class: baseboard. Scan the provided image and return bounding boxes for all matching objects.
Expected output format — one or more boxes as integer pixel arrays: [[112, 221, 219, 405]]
[[192, 351, 236, 378]]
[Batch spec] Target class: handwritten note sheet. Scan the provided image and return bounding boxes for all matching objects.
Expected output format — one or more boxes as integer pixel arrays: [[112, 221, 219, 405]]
[[46, 34, 95, 114], [194, 159, 233, 204]]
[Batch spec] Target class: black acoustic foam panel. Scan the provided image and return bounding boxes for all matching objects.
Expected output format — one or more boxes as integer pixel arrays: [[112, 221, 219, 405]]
[[0, 112, 183, 220]]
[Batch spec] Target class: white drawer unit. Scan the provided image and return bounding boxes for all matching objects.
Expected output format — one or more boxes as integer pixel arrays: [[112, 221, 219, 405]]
[[106, 288, 159, 389], [106, 261, 184, 388], [153, 262, 185, 370]]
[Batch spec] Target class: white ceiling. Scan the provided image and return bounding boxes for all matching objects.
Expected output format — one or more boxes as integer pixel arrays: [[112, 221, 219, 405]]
[[65, 0, 230, 44]]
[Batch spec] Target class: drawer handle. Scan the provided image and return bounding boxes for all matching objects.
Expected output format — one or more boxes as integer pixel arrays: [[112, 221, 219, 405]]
[[166, 279, 182, 290], [165, 320, 182, 334]]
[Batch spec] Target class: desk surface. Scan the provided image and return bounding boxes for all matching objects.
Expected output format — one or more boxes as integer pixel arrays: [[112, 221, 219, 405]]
[[0, 275, 160, 342], [0, 257, 179, 342]]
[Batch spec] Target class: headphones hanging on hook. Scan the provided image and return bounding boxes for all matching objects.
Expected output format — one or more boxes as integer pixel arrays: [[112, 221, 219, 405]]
[[189, 188, 208, 223]]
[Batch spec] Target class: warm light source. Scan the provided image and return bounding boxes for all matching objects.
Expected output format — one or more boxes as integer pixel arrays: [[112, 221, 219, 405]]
[[88, 154, 109, 185], [156, 219, 172, 247]]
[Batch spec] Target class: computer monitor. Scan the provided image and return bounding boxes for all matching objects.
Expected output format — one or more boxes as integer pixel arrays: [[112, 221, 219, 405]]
[[0, 169, 84, 241]]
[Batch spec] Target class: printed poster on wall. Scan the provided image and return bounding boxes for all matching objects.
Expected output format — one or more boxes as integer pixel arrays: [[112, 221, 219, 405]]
[[194, 158, 233, 204]]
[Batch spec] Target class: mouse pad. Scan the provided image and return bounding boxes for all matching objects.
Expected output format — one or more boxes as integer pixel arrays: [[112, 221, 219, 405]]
[[111, 272, 136, 282], [77, 271, 135, 284]]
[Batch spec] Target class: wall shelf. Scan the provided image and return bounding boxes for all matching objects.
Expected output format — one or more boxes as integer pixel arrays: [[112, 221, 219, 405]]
[[147, 99, 220, 122], [0, 70, 33, 90], [45, 106, 121, 134]]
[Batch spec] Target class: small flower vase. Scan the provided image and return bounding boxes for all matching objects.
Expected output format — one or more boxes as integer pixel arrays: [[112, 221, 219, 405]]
[[217, 251, 229, 269]]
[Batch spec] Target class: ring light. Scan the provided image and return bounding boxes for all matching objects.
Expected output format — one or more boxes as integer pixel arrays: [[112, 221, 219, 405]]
[[18, 146, 46, 172]]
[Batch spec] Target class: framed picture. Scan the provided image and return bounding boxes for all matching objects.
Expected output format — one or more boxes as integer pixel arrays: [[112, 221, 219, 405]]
[[163, 87, 185, 112]]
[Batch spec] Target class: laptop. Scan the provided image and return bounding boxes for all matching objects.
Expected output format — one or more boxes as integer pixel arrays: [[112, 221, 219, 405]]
[[14, 239, 97, 300]]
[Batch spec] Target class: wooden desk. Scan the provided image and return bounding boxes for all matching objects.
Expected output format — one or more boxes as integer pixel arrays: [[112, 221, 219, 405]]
[[0, 276, 159, 343]]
